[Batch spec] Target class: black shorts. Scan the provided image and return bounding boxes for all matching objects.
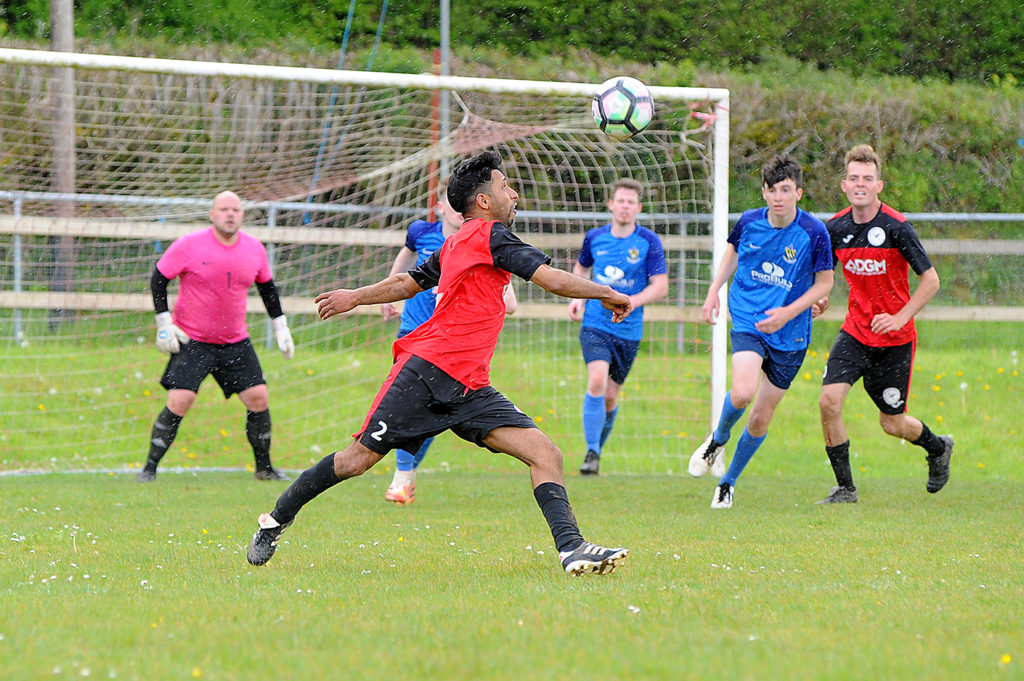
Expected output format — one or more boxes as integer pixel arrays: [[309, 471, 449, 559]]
[[822, 329, 915, 415], [354, 354, 538, 456], [160, 338, 266, 398]]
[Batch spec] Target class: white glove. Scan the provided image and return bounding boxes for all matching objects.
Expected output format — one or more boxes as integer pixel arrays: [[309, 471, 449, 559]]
[[155, 311, 190, 354], [272, 315, 295, 359]]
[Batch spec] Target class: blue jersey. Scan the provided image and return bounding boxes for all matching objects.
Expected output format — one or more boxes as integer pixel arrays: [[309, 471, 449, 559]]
[[578, 224, 667, 341], [726, 207, 832, 351], [399, 220, 446, 336]]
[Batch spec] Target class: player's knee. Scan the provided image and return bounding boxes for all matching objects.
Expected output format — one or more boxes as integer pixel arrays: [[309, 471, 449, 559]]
[[239, 387, 269, 412], [730, 388, 755, 408], [819, 391, 841, 419], [167, 392, 196, 414], [746, 413, 771, 436], [879, 414, 904, 438]]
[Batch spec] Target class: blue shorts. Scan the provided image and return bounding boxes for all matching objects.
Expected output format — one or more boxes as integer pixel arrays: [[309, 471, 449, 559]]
[[730, 331, 806, 390], [579, 326, 641, 385]]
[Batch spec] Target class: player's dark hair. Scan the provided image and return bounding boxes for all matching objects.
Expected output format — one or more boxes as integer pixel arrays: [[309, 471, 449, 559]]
[[761, 154, 803, 189], [447, 150, 503, 214]]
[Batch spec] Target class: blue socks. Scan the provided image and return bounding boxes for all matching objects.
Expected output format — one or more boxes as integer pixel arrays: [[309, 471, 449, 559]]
[[599, 407, 618, 449], [713, 391, 746, 445], [582, 393, 606, 453], [721, 428, 767, 487], [395, 437, 434, 472]]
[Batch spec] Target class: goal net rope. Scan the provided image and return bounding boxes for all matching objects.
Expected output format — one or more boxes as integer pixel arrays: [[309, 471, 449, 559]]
[[0, 48, 729, 476]]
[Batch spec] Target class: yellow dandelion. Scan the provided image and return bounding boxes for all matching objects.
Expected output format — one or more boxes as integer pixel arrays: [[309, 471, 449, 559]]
[[661, 429, 670, 436], [936, 415, 943, 423], [1013, 370, 1019, 377], [219, 428, 227, 436], [978, 463, 986, 469], [1001, 654, 1011, 665], [998, 367, 1004, 374], [984, 385, 990, 391], [678, 432, 687, 438], [938, 401, 945, 407], [984, 415, 991, 421], [188, 452, 196, 459], [547, 408, 555, 415], [803, 372, 811, 380], [38, 404, 46, 411], [143, 389, 150, 396], [932, 385, 940, 392], [192, 668, 202, 678], [859, 466, 866, 472], [810, 350, 818, 358], [956, 370, 963, 377], [398, 536, 404, 542], [535, 416, 544, 423], [306, 369, 314, 376], [203, 528, 208, 535]]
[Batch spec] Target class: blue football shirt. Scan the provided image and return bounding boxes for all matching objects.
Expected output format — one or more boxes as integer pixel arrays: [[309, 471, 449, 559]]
[[578, 224, 667, 341], [399, 219, 446, 335], [726, 207, 832, 351]]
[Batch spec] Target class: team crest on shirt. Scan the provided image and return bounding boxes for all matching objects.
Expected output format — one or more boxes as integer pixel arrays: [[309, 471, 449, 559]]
[[783, 245, 797, 264], [868, 226, 886, 246], [627, 247, 641, 264]]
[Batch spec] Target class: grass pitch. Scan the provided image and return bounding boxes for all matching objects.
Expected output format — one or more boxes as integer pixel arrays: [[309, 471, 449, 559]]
[[2, 320, 1022, 679], [2, 469, 1022, 681]]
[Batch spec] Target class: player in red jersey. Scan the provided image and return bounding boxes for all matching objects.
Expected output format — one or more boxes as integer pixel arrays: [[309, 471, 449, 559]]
[[247, 151, 633, 576], [815, 144, 952, 503]]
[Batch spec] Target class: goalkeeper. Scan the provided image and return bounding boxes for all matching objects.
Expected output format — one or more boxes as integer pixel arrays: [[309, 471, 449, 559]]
[[137, 191, 295, 483]]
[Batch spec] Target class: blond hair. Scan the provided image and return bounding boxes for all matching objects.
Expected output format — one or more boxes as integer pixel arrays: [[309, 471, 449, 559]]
[[844, 144, 882, 178]]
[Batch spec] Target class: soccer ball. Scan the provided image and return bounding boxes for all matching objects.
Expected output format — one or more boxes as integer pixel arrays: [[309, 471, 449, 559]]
[[591, 76, 654, 140]]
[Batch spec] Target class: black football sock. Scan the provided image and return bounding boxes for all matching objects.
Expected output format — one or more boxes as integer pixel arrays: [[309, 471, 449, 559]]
[[912, 422, 945, 457], [271, 453, 340, 525], [144, 407, 183, 472], [825, 440, 855, 489], [533, 482, 585, 553], [246, 409, 273, 470]]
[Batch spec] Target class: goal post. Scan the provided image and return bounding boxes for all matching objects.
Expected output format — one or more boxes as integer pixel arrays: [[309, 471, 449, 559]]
[[0, 47, 729, 475]]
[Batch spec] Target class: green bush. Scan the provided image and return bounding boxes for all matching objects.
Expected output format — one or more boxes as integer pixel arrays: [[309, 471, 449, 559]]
[[4, 0, 1023, 82]]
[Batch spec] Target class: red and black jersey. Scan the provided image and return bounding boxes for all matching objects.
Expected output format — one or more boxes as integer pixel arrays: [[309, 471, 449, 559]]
[[396, 218, 550, 389], [827, 203, 933, 347]]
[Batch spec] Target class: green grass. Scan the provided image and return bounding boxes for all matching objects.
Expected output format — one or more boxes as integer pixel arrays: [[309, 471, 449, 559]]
[[2, 472, 1022, 680], [2, 318, 1022, 679]]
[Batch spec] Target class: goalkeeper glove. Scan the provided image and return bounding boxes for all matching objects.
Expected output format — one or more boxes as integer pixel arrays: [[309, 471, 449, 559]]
[[155, 312, 190, 354], [272, 315, 295, 359]]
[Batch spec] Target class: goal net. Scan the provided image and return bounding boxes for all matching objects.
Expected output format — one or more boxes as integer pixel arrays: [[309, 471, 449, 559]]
[[0, 48, 729, 476]]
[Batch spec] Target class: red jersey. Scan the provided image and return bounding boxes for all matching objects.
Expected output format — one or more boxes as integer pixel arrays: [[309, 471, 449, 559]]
[[826, 203, 933, 347], [395, 218, 550, 389]]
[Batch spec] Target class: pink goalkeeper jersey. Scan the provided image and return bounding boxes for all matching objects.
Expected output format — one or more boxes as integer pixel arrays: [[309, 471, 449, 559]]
[[157, 227, 272, 344]]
